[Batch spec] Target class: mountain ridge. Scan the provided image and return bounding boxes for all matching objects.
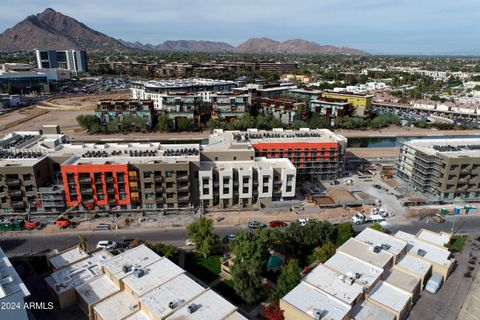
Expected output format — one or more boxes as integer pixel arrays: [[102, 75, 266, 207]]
[[0, 8, 369, 56]]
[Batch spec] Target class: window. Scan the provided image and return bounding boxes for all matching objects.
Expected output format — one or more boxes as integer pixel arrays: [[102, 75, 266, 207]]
[[233, 156, 237, 160], [263, 186, 269, 193], [243, 177, 249, 184], [286, 186, 292, 192], [167, 193, 174, 198], [166, 182, 174, 188], [203, 188, 209, 195], [144, 182, 152, 189], [202, 178, 209, 185], [165, 170, 174, 178], [215, 156, 219, 161], [223, 177, 229, 185], [243, 187, 249, 193], [25, 185, 33, 192], [23, 174, 31, 181], [263, 177, 269, 184], [145, 203, 154, 209], [143, 171, 151, 178], [287, 175, 294, 183]]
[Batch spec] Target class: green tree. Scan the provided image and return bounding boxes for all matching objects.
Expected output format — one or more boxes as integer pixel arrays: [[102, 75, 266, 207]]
[[268, 117, 284, 129], [291, 120, 308, 130], [187, 217, 217, 258], [306, 113, 328, 128], [76, 114, 100, 133], [273, 259, 302, 300], [150, 242, 178, 258], [370, 223, 385, 233], [230, 230, 270, 269], [313, 241, 337, 263], [335, 222, 355, 246], [106, 120, 119, 133], [78, 234, 88, 252], [176, 117, 193, 132], [206, 118, 223, 130], [156, 115, 171, 132], [231, 261, 263, 304]]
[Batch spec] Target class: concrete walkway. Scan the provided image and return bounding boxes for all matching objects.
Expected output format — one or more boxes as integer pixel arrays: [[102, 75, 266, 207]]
[[458, 268, 480, 320]]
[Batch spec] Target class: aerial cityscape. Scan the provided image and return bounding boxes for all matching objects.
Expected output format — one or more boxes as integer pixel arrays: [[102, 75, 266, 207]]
[[1, 1, 480, 320]]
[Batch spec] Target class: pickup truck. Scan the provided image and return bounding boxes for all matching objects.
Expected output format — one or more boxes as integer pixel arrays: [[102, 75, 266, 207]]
[[352, 212, 385, 225]]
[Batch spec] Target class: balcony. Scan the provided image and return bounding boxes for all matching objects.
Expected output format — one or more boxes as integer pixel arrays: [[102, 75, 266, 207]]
[[11, 201, 25, 208], [176, 175, 189, 182], [105, 177, 114, 183], [154, 176, 163, 182], [108, 198, 117, 205], [156, 198, 164, 204], [80, 188, 93, 194], [177, 185, 189, 192], [78, 177, 91, 183], [6, 180, 20, 186], [106, 188, 115, 194], [8, 190, 22, 196], [155, 186, 164, 193]]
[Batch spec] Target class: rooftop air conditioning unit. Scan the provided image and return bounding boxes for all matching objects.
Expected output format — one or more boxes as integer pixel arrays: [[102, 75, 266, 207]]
[[122, 265, 130, 273], [314, 309, 327, 320], [168, 301, 177, 309], [187, 304, 198, 314]]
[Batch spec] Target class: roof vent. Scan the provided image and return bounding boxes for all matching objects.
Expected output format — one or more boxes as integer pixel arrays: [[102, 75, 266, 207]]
[[313, 309, 327, 320], [187, 303, 199, 314], [417, 249, 427, 257], [122, 265, 130, 273], [133, 268, 144, 278]]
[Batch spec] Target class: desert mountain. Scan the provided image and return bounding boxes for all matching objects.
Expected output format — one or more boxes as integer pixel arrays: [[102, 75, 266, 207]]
[[0, 8, 125, 51]]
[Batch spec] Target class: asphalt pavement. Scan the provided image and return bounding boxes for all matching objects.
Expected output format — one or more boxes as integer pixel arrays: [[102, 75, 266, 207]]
[[1, 214, 479, 257]]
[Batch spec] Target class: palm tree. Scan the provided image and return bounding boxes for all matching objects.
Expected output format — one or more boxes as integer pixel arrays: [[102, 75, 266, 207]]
[[78, 234, 88, 253]]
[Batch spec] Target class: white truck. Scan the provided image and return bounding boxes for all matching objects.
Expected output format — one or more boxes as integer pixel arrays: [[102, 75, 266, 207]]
[[352, 212, 385, 225]]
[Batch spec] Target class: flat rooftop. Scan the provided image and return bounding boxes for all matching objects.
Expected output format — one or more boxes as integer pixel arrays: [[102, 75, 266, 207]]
[[416, 229, 451, 247], [368, 281, 411, 313], [166, 289, 237, 320], [395, 231, 453, 267], [324, 252, 383, 288], [210, 128, 346, 145], [46, 250, 112, 294], [48, 246, 88, 270], [75, 275, 119, 305], [383, 268, 420, 295], [132, 78, 237, 89], [93, 290, 138, 320], [303, 264, 364, 305], [403, 138, 480, 158], [140, 273, 205, 319], [282, 282, 351, 320], [199, 157, 295, 172], [124, 311, 150, 320], [395, 254, 432, 279], [100, 245, 162, 281], [0, 246, 30, 300], [351, 301, 395, 320], [122, 257, 184, 297], [337, 238, 394, 269], [355, 228, 408, 257]]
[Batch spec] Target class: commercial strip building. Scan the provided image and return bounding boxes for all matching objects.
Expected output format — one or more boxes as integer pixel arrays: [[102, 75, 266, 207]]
[[35, 49, 88, 75], [0, 246, 31, 320], [396, 137, 480, 202], [45, 244, 246, 320], [320, 91, 374, 117], [0, 126, 353, 213], [280, 228, 455, 320]]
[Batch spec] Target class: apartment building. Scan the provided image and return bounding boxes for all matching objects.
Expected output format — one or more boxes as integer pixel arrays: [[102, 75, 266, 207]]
[[0, 127, 306, 213], [0, 246, 31, 320], [321, 91, 373, 117], [35, 49, 88, 75], [96, 100, 155, 129], [396, 138, 480, 201], [198, 157, 296, 209], [46, 244, 246, 320], [208, 128, 347, 180], [130, 78, 238, 109], [211, 93, 249, 121], [280, 228, 455, 320], [308, 99, 353, 127], [257, 97, 306, 124]]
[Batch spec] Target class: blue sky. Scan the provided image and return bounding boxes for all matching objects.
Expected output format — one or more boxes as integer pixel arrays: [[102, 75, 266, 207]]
[[1, 0, 480, 55]]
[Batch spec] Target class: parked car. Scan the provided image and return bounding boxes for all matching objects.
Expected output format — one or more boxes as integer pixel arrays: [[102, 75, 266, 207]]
[[185, 239, 196, 246], [121, 238, 135, 248], [96, 240, 118, 250], [433, 214, 445, 223], [269, 220, 288, 228], [228, 234, 236, 242], [248, 220, 266, 229]]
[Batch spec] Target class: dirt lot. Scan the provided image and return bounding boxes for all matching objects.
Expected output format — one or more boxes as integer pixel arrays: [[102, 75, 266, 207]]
[[40, 91, 129, 110]]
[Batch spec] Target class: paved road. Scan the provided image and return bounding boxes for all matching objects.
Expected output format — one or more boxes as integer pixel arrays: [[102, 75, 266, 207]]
[[1, 214, 479, 257], [0, 226, 244, 257]]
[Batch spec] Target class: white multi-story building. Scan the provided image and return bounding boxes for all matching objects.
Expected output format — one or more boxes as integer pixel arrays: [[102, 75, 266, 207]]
[[0, 246, 31, 320], [35, 49, 88, 75]]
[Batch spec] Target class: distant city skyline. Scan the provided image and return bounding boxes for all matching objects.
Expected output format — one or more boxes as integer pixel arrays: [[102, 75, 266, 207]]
[[2, 0, 480, 55]]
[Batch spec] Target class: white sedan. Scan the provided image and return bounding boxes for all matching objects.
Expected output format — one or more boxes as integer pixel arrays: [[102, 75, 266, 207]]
[[96, 240, 118, 250]]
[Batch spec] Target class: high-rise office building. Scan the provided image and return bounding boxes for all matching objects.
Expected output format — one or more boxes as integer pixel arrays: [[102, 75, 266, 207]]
[[35, 49, 88, 75]]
